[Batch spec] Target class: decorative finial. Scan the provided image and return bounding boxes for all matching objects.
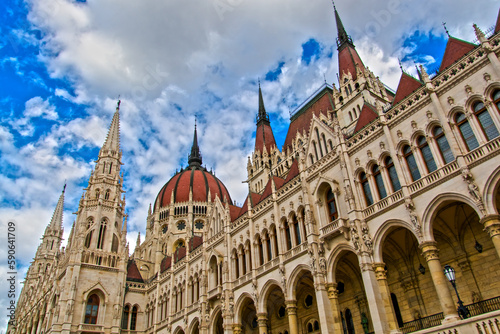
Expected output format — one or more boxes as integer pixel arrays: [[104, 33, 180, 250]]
[[258, 77, 261, 87], [398, 58, 403, 72], [442, 22, 450, 37], [323, 73, 327, 84], [331, 0, 336, 10], [63, 182, 67, 193]]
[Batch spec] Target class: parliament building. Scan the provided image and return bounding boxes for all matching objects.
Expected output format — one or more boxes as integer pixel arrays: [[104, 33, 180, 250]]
[[9, 5, 500, 334]]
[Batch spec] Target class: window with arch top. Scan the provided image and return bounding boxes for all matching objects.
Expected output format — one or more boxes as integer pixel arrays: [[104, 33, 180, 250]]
[[130, 306, 138, 330], [360, 172, 373, 206], [417, 135, 437, 173], [326, 188, 338, 221], [403, 145, 421, 181], [455, 112, 479, 151], [433, 126, 454, 164], [84, 294, 100, 324], [384, 156, 401, 192], [473, 101, 499, 141], [372, 164, 387, 199]]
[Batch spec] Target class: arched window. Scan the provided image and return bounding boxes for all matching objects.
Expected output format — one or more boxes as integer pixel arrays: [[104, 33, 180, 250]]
[[84, 231, 93, 248], [391, 293, 404, 328], [130, 306, 138, 330], [284, 220, 292, 251], [384, 157, 401, 192], [349, 111, 353, 122], [84, 294, 100, 324], [111, 234, 119, 253], [403, 145, 421, 181], [345, 309, 355, 334], [121, 305, 129, 329], [474, 101, 500, 140], [97, 220, 107, 249], [234, 250, 239, 278], [372, 165, 387, 199], [266, 235, 272, 261], [433, 126, 454, 164], [417, 136, 437, 173], [95, 188, 100, 199], [258, 237, 264, 265], [360, 172, 373, 206], [326, 188, 338, 221], [322, 133, 328, 154], [455, 112, 479, 151], [104, 189, 111, 200]]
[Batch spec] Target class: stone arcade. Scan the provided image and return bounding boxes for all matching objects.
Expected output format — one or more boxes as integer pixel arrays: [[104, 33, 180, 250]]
[[9, 5, 500, 334]]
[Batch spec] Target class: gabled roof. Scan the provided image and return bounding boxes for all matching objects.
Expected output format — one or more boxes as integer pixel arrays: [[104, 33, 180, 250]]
[[127, 260, 144, 282], [353, 103, 379, 134], [284, 86, 333, 152], [284, 159, 300, 184], [392, 72, 423, 105], [237, 192, 261, 218], [439, 37, 476, 72], [496, 8, 500, 34]]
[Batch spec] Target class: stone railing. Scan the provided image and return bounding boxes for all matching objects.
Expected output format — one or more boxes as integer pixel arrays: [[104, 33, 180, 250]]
[[320, 218, 350, 239], [362, 189, 405, 218], [77, 324, 104, 333], [464, 137, 500, 166]]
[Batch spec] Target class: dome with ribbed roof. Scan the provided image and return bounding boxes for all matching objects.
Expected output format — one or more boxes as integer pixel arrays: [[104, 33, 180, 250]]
[[154, 124, 232, 209]]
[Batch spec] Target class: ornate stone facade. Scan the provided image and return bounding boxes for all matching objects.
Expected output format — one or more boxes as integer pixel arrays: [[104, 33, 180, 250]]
[[9, 6, 500, 334]]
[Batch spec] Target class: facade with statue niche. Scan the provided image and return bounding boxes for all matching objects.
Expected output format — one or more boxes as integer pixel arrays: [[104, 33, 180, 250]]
[[9, 6, 500, 334]]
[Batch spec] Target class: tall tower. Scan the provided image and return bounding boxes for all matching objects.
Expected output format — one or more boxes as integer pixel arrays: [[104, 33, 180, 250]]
[[331, 5, 393, 133], [55, 101, 128, 334], [248, 84, 279, 193]]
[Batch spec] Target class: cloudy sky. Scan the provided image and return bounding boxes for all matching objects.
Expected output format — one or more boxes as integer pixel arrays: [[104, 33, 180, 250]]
[[0, 0, 498, 329]]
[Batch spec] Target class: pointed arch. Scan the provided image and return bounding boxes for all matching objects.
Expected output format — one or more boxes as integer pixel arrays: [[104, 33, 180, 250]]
[[371, 219, 421, 263]]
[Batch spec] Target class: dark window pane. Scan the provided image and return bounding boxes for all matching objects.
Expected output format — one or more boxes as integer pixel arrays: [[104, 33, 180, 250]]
[[459, 121, 479, 151], [436, 133, 454, 164], [421, 143, 437, 172], [405, 150, 421, 181], [477, 110, 499, 140], [360, 173, 373, 206], [374, 172, 387, 199]]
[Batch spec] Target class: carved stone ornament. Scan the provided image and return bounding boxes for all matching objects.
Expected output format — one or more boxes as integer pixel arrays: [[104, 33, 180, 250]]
[[483, 72, 491, 82], [404, 198, 422, 237], [397, 130, 403, 139]]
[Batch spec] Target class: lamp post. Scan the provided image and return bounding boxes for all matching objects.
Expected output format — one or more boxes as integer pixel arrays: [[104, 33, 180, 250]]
[[443, 264, 469, 319]]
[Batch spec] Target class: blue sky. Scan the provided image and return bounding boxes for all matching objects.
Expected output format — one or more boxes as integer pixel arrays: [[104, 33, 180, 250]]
[[0, 0, 499, 330]]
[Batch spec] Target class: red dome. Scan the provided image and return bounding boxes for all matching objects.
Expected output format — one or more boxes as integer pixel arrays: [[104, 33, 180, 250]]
[[155, 166, 232, 208]]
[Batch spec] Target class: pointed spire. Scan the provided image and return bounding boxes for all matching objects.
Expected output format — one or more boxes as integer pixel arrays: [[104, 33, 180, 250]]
[[473, 24, 487, 44], [333, 3, 353, 49], [136, 232, 141, 248], [101, 100, 121, 155], [188, 121, 203, 168], [256, 80, 269, 124], [49, 185, 65, 229]]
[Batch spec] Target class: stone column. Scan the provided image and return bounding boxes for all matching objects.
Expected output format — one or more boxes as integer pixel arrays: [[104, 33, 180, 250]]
[[326, 284, 344, 333], [373, 263, 402, 333], [270, 231, 277, 258], [285, 300, 299, 334], [420, 241, 459, 323], [358, 257, 391, 334], [481, 215, 500, 259], [289, 220, 298, 247], [314, 282, 336, 333], [262, 236, 269, 263], [257, 312, 268, 334]]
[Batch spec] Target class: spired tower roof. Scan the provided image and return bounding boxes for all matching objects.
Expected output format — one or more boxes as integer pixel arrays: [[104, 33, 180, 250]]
[[100, 101, 121, 156], [254, 84, 277, 154]]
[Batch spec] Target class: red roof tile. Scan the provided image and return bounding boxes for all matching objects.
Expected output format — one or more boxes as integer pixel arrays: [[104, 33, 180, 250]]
[[229, 204, 241, 221], [392, 72, 422, 105], [353, 103, 379, 134], [127, 260, 144, 282], [283, 93, 332, 152], [155, 168, 232, 207], [256, 176, 285, 204], [255, 123, 277, 154], [284, 159, 299, 184], [237, 192, 260, 218], [439, 37, 476, 72], [338, 45, 365, 81], [189, 236, 203, 251], [160, 256, 172, 273]]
